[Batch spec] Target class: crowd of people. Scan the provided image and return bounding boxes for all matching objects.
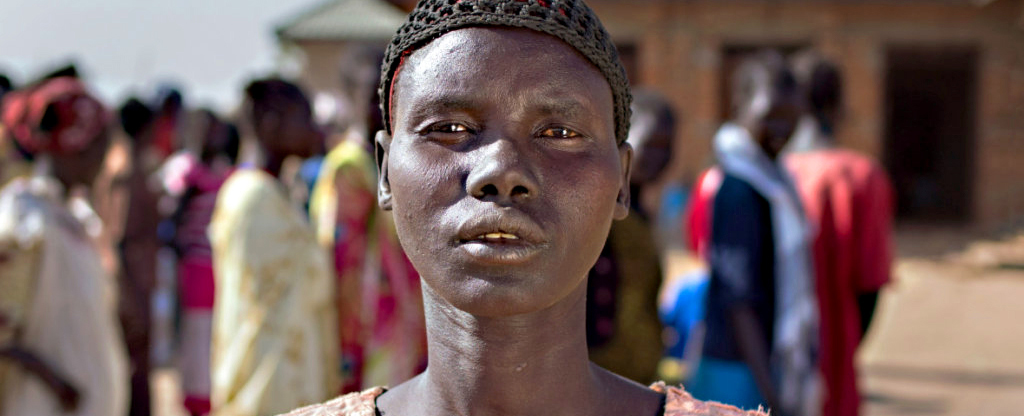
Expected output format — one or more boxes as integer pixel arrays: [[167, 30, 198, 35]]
[[0, 65, 427, 416], [0, 1, 894, 415], [663, 50, 894, 416]]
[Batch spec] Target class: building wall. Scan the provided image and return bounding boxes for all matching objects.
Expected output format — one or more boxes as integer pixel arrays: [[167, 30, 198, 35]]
[[292, 40, 390, 137], [591, 0, 1024, 227], [286, 0, 1024, 227], [291, 40, 350, 96]]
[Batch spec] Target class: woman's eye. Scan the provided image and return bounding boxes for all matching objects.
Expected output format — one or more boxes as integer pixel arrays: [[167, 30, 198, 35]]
[[539, 127, 581, 139], [430, 123, 469, 133]]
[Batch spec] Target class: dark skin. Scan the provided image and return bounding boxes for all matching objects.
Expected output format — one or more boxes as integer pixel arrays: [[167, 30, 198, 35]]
[[626, 101, 673, 189], [374, 28, 664, 416], [729, 66, 804, 415], [626, 92, 675, 218], [51, 129, 111, 190], [733, 61, 803, 162], [249, 104, 322, 177]]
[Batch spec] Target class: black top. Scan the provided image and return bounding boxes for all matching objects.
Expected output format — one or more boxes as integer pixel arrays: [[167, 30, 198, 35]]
[[702, 174, 776, 361]]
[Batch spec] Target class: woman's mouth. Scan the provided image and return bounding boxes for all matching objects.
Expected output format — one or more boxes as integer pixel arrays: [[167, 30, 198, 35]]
[[472, 232, 520, 241], [457, 236, 542, 265], [455, 215, 548, 265]]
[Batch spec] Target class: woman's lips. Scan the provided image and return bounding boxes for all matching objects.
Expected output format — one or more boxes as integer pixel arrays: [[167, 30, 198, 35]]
[[457, 236, 543, 265], [455, 215, 547, 265], [472, 232, 519, 241]]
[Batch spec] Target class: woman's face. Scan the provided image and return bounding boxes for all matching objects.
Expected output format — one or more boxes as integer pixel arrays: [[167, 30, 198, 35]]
[[382, 27, 631, 318], [52, 130, 110, 188], [756, 92, 802, 159]]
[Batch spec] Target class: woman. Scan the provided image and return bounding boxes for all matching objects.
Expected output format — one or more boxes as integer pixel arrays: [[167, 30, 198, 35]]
[[164, 110, 240, 415], [0, 75, 129, 416], [285, 1, 768, 415], [309, 139, 425, 393], [207, 79, 337, 416]]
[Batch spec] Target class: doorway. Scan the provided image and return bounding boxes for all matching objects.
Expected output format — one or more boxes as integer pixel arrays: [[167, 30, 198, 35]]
[[884, 46, 977, 223]]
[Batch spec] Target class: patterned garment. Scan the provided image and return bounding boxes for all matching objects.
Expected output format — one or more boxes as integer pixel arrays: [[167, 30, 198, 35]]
[[208, 170, 338, 416], [0, 77, 107, 156], [0, 176, 129, 416], [163, 153, 233, 415], [309, 141, 425, 393], [587, 211, 665, 384], [280, 383, 768, 415]]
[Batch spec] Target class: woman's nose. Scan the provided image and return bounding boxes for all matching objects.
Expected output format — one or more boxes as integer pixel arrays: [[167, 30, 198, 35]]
[[466, 137, 539, 204]]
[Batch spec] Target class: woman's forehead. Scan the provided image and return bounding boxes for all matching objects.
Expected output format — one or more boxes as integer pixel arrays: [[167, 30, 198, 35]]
[[393, 27, 614, 127], [404, 27, 600, 84]]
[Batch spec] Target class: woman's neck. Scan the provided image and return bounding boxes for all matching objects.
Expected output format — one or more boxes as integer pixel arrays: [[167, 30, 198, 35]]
[[378, 277, 665, 416], [410, 282, 600, 416]]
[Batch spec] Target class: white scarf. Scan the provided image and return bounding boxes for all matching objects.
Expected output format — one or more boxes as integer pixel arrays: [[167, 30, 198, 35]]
[[713, 122, 822, 416]]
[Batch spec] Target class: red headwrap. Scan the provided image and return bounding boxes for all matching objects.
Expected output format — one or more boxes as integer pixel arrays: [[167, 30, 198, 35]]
[[1, 76, 108, 156]]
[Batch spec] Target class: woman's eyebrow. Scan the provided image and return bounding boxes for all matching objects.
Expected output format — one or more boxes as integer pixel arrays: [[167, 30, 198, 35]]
[[534, 98, 589, 120], [412, 95, 477, 115], [402, 94, 596, 125], [401, 95, 478, 125]]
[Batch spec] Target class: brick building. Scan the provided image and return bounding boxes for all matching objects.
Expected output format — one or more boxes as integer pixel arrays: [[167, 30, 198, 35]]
[[278, 0, 1024, 227]]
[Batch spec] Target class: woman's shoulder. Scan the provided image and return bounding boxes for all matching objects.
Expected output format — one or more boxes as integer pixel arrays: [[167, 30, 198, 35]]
[[278, 384, 768, 416], [214, 169, 287, 216], [221, 169, 274, 194], [650, 382, 769, 416], [279, 387, 386, 416]]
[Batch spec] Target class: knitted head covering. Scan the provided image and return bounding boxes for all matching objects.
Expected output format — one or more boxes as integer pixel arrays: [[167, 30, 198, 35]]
[[1, 76, 108, 156], [379, 0, 631, 144]]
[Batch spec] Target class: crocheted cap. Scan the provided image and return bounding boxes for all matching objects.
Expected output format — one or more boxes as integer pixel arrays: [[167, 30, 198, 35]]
[[379, 0, 632, 144]]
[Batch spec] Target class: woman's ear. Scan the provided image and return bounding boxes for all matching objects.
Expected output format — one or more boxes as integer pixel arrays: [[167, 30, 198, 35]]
[[375, 130, 394, 210], [614, 142, 633, 220]]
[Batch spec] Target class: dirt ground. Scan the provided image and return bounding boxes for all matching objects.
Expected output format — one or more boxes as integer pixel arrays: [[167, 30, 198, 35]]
[[151, 226, 1024, 416], [859, 226, 1024, 416]]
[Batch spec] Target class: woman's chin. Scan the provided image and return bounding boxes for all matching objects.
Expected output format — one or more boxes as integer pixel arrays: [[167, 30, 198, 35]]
[[428, 275, 577, 319]]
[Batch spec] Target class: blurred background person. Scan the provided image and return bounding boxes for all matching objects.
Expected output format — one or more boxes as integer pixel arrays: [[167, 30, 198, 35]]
[[0, 74, 10, 98], [306, 49, 425, 393], [585, 88, 673, 384], [690, 51, 820, 416], [784, 51, 894, 416], [207, 78, 336, 416], [149, 88, 185, 161], [308, 135, 425, 393], [0, 72, 129, 416], [161, 109, 240, 416], [117, 95, 170, 416]]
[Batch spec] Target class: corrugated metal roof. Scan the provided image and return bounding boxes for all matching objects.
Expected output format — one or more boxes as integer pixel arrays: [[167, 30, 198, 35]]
[[276, 0, 408, 42]]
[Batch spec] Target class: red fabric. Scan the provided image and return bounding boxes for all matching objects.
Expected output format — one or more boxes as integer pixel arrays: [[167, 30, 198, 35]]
[[183, 395, 211, 415], [684, 167, 723, 262], [785, 149, 894, 416], [151, 114, 177, 158], [175, 163, 230, 310], [1, 77, 107, 155], [178, 260, 215, 310], [387, 51, 412, 131]]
